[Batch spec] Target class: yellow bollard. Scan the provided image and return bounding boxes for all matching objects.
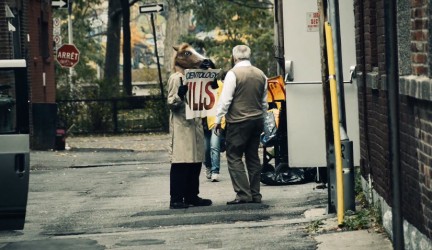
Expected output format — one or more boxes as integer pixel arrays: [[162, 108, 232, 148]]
[[324, 21, 345, 226]]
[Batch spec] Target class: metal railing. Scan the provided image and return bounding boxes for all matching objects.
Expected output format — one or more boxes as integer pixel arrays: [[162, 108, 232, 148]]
[[57, 96, 168, 135]]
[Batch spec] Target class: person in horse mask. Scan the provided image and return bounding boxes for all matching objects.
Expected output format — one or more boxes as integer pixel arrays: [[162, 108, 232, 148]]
[[167, 43, 214, 209], [214, 45, 268, 204]]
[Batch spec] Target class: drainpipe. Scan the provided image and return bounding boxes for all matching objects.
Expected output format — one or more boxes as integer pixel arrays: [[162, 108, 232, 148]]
[[383, 0, 404, 249]]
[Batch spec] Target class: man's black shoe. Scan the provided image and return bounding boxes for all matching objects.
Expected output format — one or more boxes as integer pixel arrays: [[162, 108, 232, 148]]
[[185, 197, 212, 207], [226, 199, 249, 205], [170, 202, 189, 209], [249, 199, 262, 204]]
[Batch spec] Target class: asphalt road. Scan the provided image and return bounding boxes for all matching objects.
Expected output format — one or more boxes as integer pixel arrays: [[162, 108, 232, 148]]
[[0, 134, 391, 249]]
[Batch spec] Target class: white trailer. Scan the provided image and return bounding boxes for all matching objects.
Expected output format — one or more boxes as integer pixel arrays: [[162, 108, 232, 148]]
[[280, 0, 360, 169]]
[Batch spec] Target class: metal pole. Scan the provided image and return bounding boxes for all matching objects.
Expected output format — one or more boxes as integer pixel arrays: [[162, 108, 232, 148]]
[[384, 0, 404, 249], [325, 22, 344, 226], [275, 0, 285, 76], [328, 0, 347, 131], [327, 0, 355, 215], [68, 0, 74, 94], [150, 13, 165, 101]]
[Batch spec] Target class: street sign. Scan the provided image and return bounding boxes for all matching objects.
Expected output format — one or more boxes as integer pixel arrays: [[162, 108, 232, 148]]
[[52, 0, 67, 8], [53, 35, 62, 45], [139, 4, 164, 14], [53, 17, 61, 27], [56, 44, 80, 68]]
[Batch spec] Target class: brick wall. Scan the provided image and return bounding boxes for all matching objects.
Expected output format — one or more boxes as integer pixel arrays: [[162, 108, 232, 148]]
[[28, 0, 55, 103], [27, 0, 56, 149], [355, 0, 432, 241], [400, 0, 432, 239], [411, 0, 429, 76], [355, 0, 392, 204], [0, 1, 56, 148]]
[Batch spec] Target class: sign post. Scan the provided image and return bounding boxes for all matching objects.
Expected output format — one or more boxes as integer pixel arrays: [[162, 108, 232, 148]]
[[139, 4, 165, 100], [56, 44, 80, 68], [139, 4, 164, 14], [52, 0, 67, 8]]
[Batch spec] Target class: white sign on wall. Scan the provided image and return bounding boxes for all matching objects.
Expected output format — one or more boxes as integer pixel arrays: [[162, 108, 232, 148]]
[[306, 12, 319, 32]]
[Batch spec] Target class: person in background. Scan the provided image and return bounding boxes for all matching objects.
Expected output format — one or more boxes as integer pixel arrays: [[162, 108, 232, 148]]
[[203, 78, 226, 182], [214, 45, 268, 204]]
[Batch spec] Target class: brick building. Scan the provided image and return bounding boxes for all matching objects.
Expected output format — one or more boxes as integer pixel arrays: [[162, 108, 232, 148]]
[[0, 0, 56, 149], [354, 0, 431, 248]]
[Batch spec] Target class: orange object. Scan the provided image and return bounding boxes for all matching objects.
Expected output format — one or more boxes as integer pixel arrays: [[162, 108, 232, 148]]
[[267, 75, 286, 102]]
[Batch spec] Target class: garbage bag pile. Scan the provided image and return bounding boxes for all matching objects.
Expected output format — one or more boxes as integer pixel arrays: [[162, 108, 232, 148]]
[[261, 163, 317, 185]]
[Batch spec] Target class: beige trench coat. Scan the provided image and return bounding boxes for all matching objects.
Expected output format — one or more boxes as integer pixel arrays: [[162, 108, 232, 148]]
[[167, 72, 205, 164]]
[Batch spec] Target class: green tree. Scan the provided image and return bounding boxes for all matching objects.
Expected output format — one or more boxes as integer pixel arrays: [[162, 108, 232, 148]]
[[54, 0, 104, 99], [105, 0, 154, 97], [169, 0, 276, 76]]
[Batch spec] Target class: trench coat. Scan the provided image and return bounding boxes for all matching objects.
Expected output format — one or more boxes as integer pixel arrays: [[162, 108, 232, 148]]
[[167, 71, 205, 164]]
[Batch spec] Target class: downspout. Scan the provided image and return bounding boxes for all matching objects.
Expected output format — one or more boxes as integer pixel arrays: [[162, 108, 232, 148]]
[[383, 0, 404, 249]]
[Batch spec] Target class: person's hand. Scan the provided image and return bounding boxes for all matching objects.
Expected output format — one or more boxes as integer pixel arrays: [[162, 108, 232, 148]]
[[177, 85, 188, 100], [210, 78, 218, 89], [214, 123, 222, 136]]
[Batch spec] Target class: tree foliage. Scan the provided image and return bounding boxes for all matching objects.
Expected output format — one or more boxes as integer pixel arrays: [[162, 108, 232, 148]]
[[170, 0, 276, 76], [54, 0, 103, 85]]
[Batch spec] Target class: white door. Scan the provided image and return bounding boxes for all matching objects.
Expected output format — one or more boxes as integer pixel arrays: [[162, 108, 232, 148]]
[[283, 0, 360, 168]]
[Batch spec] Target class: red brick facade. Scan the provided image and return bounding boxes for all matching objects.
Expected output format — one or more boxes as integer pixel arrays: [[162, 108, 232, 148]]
[[27, 0, 55, 103], [354, 0, 432, 242]]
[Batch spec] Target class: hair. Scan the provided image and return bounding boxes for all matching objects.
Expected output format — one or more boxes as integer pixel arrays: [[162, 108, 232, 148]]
[[232, 45, 251, 61]]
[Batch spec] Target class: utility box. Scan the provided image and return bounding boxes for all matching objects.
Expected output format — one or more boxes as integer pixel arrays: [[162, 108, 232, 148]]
[[0, 59, 30, 230]]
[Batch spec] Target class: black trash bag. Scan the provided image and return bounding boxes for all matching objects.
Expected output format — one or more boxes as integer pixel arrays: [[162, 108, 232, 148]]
[[261, 163, 317, 185]]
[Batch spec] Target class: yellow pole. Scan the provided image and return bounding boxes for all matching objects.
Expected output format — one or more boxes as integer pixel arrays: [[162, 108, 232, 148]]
[[324, 22, 344, 225]]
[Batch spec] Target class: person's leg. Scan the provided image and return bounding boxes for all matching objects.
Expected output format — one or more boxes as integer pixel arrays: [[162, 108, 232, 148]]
[[210, 130, 221, 181], [185, 162, 201, 200], [204, 130, 212, 179], [226, 122, 252, 202], [185, 163, 212, 206], [244, 119, 264, 203], [170, 163, 189, 208]]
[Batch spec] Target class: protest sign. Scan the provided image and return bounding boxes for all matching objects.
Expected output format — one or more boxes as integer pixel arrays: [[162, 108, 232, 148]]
[[184, 69, 221, 119]]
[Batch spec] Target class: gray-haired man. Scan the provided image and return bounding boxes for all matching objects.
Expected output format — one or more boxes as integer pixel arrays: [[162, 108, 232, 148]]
[[214, 45, 268, 204]]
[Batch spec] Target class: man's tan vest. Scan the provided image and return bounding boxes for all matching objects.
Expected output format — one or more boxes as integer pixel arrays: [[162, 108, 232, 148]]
[[226, 66, 266, 123]]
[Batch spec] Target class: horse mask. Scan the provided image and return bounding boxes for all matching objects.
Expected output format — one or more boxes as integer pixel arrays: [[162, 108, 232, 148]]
[[173, 43, 215, 72]]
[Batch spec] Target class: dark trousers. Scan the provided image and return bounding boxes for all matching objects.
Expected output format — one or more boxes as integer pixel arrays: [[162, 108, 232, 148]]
[[170, 162, 202, 203], [225, 118, 264, 201]]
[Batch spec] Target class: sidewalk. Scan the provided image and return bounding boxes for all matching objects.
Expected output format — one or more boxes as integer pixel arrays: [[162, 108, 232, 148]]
[[30, 133, 393, 250]]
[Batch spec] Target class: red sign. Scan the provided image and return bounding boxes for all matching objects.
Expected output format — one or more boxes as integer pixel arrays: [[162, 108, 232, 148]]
[[56, 44, 80, 68]]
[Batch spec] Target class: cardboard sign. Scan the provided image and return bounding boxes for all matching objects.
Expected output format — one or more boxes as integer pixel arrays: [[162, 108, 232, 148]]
[[267, 75, 286, 102], [184, 69, 221, 119]]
